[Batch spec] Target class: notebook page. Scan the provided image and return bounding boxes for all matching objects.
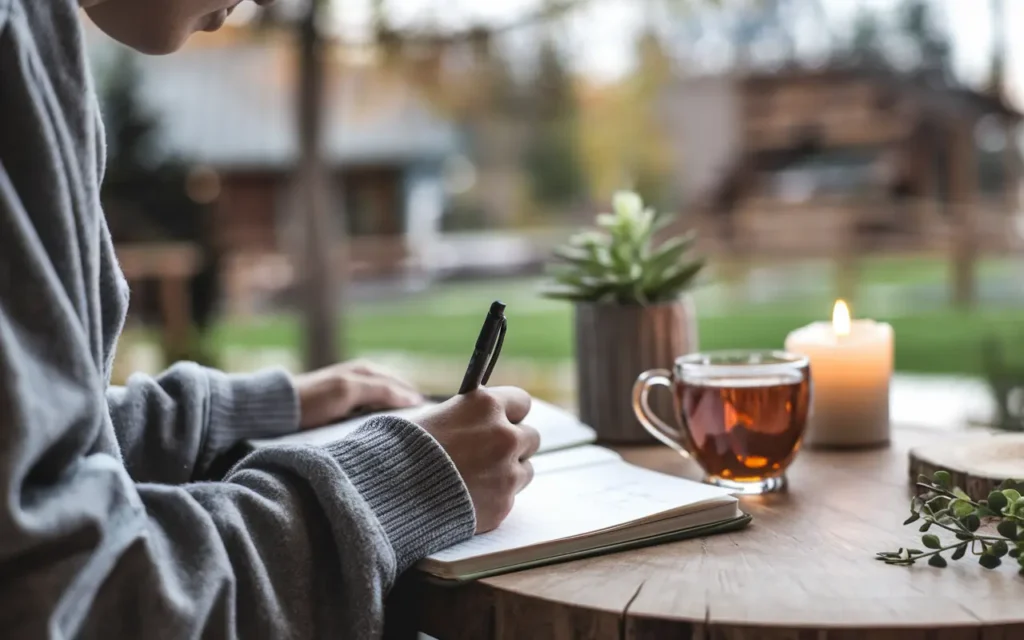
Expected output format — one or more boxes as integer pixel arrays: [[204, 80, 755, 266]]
[[249, 398, 596, 454], [425, 455, 735, 564]]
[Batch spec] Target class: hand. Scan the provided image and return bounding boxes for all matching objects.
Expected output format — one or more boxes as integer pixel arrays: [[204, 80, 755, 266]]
[[292, 360, 424, 430], [416, 387, 540, 533]]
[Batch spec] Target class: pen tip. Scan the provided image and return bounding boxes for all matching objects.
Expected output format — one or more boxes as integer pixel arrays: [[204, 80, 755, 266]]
[[490, 300, 506, 314]]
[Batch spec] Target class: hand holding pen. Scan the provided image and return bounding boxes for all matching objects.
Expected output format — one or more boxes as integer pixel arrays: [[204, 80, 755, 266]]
[[409, 300, 540, 533]]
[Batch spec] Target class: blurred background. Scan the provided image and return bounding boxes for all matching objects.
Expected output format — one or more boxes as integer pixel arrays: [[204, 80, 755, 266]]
[[84, 0, 1024, 415]]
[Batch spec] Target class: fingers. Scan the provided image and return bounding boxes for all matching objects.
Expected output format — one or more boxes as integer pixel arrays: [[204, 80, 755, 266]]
[[350, 374, 422, 411], [347, 360, 420, 396], [487, 386, 532, 425], [515, 460, 535, 494], [516, 423, 541, 461]]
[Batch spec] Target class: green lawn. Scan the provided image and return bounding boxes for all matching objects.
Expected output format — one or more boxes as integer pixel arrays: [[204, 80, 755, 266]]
[[203, 284, 1024, 377]]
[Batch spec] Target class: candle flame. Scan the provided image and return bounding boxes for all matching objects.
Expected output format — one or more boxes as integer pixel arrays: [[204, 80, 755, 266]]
[[832, 300, 851, 337]]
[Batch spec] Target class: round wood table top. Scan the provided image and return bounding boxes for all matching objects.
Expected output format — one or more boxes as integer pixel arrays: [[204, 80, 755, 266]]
[[388, 425, 1024, 640]]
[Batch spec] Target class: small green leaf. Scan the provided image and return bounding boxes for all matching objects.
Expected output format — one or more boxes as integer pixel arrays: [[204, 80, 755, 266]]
[[956, 531, 973, 541], [991, 540, 1009, 558], [928, 554, 948, 568], [963, 514, 981, 532], [988, 491, 1010, 512], [952, 487, 971, 501], [1015, 497, 1024, 517], [976, 505, 998, 518], [1009, 547, 1020, 559], [1002, 489, 1022, 504], [997, 520, 1019, 540], [979, 554, 1002, 570], [922, 534, 941, 549], [919, 521, 932, 532], [903, 512, 920, 525], [951, 499, 974, 518], [927, 496, 950, 511], [933, 471, 952, 489], [952, 543, 968, 560]]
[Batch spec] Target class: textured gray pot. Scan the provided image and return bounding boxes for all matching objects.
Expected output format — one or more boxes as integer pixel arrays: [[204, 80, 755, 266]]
[[574, 297, 699, 444]]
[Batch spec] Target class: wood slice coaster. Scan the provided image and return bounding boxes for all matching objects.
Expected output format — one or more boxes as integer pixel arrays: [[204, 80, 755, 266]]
[[909, 432, 1024, 500]]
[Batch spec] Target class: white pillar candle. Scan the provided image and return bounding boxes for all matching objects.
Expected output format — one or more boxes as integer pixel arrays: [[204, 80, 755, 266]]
[[784, 300, 893, 448]]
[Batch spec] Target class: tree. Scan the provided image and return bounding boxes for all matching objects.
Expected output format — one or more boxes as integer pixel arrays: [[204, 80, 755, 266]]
[[577, 28, 676, 210], [524, 38, 588, 213], [898, 0, 952, 80]]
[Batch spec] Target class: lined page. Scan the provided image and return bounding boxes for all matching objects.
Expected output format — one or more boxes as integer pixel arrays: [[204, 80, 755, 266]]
[[425, 454, 735, 564], [249, 398, 596, 454]]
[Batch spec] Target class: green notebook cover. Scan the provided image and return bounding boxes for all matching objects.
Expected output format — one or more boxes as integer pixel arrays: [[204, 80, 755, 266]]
[[419, 512, 753, 585]]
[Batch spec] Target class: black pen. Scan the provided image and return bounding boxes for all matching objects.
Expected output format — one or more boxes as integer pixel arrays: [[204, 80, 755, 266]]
[[458, 301, 507, 394]]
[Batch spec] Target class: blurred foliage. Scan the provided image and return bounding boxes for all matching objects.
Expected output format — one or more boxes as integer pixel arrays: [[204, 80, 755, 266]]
[[98, 50, 220, 363], [982, 337, 1024, 432], [579, 29, 676, 212], [525, 38, 588, 212]]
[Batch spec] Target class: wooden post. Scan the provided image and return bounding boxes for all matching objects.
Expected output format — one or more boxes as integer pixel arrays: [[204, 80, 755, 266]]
[[1004, 120, 1020, 213], [949, 118, 978, 309], [296, 0, 344, 370], [159, 275, 192, 364]]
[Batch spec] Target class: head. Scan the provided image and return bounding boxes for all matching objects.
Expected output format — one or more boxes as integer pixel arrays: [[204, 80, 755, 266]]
[[82, 0, 269, 55]]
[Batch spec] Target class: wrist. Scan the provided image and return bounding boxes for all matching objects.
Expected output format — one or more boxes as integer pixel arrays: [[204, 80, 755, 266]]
[[325, 416, 476, 573]]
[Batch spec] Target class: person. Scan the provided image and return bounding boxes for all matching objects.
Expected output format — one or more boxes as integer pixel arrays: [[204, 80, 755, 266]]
[[0, 0, 541, 637]]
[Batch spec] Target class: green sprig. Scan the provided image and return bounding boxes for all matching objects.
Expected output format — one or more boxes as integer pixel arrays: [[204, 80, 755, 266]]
[[877, 472, 1024, 576]]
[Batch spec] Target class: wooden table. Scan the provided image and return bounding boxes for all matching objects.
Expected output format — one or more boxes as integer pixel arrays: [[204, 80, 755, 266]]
[[386, 425, 1024, 639]]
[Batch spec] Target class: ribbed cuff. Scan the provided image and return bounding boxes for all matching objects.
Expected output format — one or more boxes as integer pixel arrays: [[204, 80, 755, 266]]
[[325, 417, 476, 573], [202, 368, 300, 465]]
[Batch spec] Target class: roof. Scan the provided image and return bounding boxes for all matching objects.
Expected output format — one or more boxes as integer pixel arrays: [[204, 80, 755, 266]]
[[87, 35, 459, 170], [741, 63, 1023, 121]]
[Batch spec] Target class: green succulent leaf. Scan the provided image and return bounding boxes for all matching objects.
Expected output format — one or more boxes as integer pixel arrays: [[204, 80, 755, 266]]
[[542, 191, 705, 304], [933, 471, 953, 489], [997, 520, 1019, 540], [963, 513, 981, 532], [922, 534, 941, 549], [950, 499, 974, 518], [928, 554, 948, 568], [989, 491, 1010, 513], [979, 554, 1002, 570], [952, 543, 968, 560]]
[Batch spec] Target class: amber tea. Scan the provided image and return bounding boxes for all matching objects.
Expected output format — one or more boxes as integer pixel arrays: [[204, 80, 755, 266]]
[[635, 350, 811, 494], [676, 373, 810, 487]]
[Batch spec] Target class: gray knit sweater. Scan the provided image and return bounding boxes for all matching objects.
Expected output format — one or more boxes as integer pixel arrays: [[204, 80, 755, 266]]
[[0, 1, 476, 638]]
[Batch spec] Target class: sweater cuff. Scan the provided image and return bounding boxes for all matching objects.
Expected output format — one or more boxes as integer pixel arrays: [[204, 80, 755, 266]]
[[204, 368, 300, 458], [325, 417, 476, 573]]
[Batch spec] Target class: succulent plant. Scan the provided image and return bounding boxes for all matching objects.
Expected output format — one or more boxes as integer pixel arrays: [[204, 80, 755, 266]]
[[541, 191, 705, 305]]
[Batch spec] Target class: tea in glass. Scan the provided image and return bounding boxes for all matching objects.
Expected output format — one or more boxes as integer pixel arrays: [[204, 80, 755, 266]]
[[634, 350, 811, 494]]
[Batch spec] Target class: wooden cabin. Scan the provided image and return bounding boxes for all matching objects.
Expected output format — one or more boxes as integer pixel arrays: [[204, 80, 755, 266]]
[[668, 66, 1023, 268]]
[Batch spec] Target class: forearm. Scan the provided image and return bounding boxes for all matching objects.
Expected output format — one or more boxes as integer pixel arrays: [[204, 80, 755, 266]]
[[107, 364, 299, 483], [5, 419, 474, 639]]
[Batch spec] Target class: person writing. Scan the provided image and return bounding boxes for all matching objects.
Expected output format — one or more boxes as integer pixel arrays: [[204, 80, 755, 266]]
[[0, 0, 539, 637]]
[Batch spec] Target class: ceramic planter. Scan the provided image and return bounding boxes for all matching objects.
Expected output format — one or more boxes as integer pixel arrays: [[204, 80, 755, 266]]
[[573, 296, 699, 443]]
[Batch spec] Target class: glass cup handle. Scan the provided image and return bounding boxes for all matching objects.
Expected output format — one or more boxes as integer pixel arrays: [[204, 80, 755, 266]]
[[632, 369, 690, 459]]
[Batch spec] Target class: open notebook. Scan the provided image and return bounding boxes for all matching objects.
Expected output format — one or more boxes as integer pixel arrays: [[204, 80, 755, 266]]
[[249, 399, 750, 583]]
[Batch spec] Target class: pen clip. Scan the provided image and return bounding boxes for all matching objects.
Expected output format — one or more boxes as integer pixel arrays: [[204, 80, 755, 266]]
[[481, 316, 506, 387]]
